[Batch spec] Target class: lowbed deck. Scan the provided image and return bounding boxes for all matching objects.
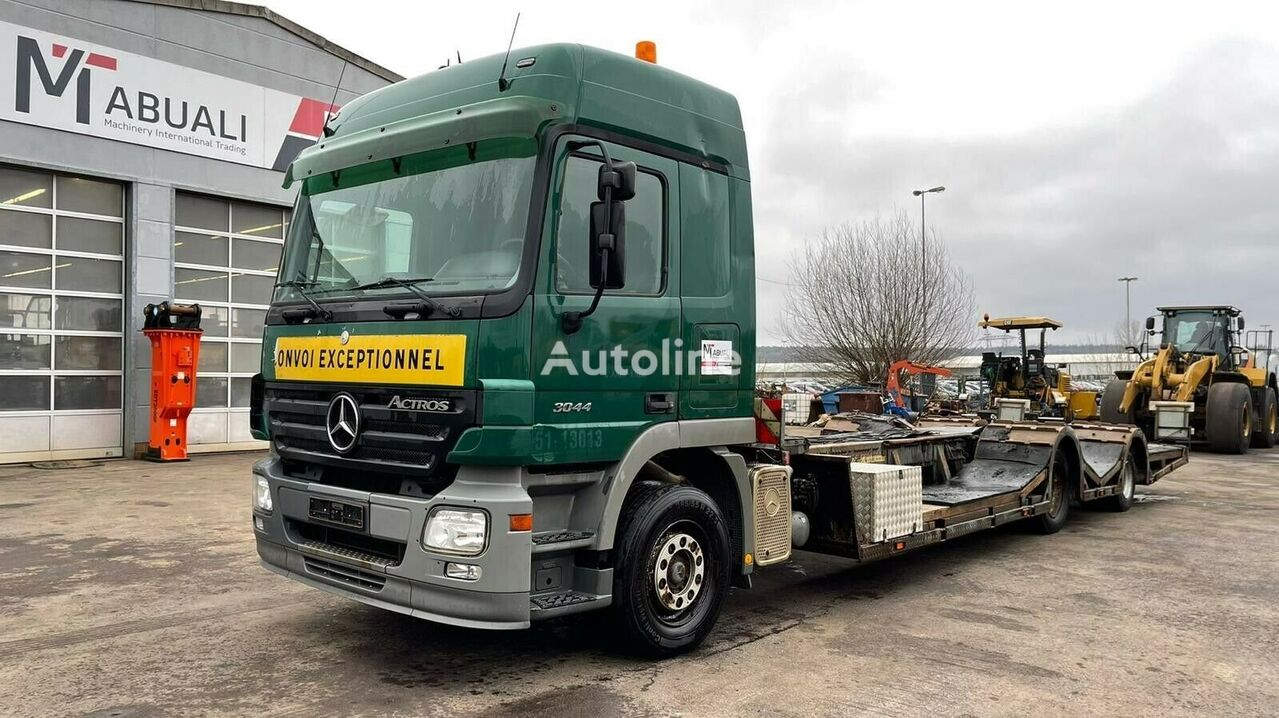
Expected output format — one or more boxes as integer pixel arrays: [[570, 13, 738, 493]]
[[784, 414, 1189, 562]]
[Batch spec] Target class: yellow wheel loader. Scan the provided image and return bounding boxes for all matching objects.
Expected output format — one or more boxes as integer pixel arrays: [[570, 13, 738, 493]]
[[977, 315, 1099, 421], [1100, 306, 1279, 453]]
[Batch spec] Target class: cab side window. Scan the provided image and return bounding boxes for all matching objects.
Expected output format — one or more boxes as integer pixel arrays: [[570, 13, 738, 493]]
[[555, 155, 664, 295]]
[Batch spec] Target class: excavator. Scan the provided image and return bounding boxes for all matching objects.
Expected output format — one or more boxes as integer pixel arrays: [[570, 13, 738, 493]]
[[1100, 305, 1278, 453], [977, 315, 1099, 421], [883, 359, 952, 419]]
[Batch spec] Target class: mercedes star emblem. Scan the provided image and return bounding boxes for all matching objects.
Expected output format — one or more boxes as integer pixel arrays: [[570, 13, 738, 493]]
[[326, 393, 360, 454], [339, 330, 350, 345], [764, 487, 781, 517]]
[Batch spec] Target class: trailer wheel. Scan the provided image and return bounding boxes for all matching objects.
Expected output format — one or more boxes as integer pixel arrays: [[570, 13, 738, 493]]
[[1250, 389, 1277, 449], [1099, 379, 1134, 424], [611, 481, 731, 657], [1099, 453, 1137, 512], [1034, 450, 1072, 534], [1206, 382, 1252, 454]]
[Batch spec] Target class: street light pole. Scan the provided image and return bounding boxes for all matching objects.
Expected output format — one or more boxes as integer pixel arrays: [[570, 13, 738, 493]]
[[912, 186, 945, 309], [1117, 276, 1138, 345]]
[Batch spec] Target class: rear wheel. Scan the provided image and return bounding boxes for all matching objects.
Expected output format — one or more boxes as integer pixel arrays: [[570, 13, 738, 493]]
[[1250, 389, 1278, 449], [1100, 379, 1134, 424], [1035, 450, 1072, 534], [1099, 453, 1137, 512], [1206, 382, 1252, 454], [611, 481, 731, 657]]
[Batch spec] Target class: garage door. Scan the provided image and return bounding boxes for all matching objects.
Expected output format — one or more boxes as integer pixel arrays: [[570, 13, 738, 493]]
[[0, 166, 125, 462], [172, 192, 285, 450]]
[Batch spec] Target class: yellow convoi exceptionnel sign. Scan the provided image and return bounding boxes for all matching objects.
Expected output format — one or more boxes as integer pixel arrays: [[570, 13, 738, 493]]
[[272, 334, 467, 386]]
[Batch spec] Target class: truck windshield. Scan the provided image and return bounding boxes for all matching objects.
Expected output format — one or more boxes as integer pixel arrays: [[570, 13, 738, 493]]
[[1166, 311, 1227, 357], [276, 144, 536, 303]]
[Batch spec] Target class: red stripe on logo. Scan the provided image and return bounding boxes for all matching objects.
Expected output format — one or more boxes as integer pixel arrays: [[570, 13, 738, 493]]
[[288, 97, 340, 138], [86, 53, 117, 70], [52, 43, 67, 58]]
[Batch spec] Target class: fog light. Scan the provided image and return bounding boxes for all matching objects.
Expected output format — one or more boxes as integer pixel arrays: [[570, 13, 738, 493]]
[[253, 516, 266, 532], [445, 562, 482, 581], [253, 475, 272, 512]]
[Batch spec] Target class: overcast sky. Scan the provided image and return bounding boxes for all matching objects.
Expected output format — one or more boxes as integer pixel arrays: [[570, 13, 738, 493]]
[[267, 0, 1279, 345]]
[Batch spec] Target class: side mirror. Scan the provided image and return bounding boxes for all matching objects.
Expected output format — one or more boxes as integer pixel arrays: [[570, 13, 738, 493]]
[[560, 147, 636, 335], [1237, 317, 1246, 331], [589, 200, 626, 289], [1145, 316, 1156, 331], [1124, 345, 1139, 355], [597, 161, 636, 201]]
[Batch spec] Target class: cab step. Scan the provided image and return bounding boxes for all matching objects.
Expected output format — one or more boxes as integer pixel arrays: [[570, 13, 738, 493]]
[[529, 590, 610, 619], [531, 529, 596, 553]]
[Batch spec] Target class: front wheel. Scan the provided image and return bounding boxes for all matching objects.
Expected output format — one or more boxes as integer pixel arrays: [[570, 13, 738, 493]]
[[1099, 379, 1134, 424], [1251, 389, 1278, 449], [611, 481, 731, 657], [1206, 382, 1252, 454]]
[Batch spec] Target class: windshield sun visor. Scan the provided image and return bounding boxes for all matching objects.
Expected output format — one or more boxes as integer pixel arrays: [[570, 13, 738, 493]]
[[283, 95, 564, 188]]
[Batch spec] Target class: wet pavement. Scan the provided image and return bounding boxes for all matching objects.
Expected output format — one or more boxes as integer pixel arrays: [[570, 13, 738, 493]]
[[1, 449, 1276, 717]]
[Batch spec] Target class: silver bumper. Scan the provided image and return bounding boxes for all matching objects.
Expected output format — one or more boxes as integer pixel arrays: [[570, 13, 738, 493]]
[[252, 456, 533, 630]]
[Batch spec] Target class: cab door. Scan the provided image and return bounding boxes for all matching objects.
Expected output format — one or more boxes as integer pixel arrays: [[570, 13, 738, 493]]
[[529, 135, 681, 463]]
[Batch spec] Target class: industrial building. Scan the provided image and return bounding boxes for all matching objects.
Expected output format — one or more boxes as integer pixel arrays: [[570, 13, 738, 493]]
[[0, 0, 400, 462]]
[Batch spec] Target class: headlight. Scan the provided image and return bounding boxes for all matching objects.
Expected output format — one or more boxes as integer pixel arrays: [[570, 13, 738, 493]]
[[423, 508, 487, 555], [253, 475, 273, 512]]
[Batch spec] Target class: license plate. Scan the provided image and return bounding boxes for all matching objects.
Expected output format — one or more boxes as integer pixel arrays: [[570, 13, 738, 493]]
[[309, 496, 365, 529]]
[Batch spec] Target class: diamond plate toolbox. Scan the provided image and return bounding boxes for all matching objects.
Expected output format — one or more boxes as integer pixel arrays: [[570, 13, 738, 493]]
[[751, 464, 793, 566], [848, 462, 923, 544]]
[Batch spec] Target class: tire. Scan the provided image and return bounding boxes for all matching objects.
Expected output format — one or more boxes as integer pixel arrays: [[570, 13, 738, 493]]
[[1035, 449, 1073, 534], [1205, 382, 1252, 454], [611, 481, 731, 657], [1250, 389, 1278, 449], [1099, 453, 1137, 512], [1099, 379, 1134, 424]]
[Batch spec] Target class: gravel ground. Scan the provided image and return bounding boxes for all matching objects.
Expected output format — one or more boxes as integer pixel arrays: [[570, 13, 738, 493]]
[[1, 449, 1276, 717]]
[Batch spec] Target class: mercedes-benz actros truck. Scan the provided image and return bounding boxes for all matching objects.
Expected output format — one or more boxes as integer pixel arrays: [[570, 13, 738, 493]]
[[250, 42, 1188, 656]]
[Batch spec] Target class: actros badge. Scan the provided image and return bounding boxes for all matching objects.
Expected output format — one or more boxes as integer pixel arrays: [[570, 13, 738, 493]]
[[387, 395, 452, 413]]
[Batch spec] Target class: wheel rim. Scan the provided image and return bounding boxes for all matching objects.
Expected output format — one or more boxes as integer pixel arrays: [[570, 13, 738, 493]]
[[1269, 404, 1277, 436], [1242, 405, 1251, 439], [1048, 465, 1066, 517], [651, 530, 705, 613], [1120, 458, 1135, 499]]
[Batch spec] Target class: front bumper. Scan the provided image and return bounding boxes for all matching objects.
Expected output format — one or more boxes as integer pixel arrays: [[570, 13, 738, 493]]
[[252, 456, 533, 630]]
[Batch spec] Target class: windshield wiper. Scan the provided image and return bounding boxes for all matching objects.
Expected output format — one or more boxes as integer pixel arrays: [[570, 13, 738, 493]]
[[353, 276, 462, 319], [276, 279, 334, 322]]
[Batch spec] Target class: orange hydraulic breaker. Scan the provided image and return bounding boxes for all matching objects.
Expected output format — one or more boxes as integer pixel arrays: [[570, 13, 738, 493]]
[[142, 302, 203, 461]]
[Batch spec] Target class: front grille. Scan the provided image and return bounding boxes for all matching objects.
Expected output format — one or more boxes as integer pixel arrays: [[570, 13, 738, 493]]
[[304, 556, 387, 591], [266, 382, 475, 483]]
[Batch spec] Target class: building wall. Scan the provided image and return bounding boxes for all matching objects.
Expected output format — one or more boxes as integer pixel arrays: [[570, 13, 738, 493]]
[[0, 0, 397, 458]]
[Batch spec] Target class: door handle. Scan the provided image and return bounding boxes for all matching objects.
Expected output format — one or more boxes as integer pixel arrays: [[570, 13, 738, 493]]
[[645, 392, 674, 414]]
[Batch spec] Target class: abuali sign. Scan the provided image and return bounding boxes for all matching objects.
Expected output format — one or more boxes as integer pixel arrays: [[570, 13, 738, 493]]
[[1, 20, 337, 171]]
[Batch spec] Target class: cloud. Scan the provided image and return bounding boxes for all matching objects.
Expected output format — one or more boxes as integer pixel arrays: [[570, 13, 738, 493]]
[[756, 38, 1279, 343]]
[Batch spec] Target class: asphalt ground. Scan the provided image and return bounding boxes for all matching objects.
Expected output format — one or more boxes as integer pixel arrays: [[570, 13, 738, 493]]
[[1, 449, 1276, 717]]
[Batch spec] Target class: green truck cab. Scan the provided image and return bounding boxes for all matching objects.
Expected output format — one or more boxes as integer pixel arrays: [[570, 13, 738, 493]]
[[251, 43, 1189, 656], [251, 44, 759, 653]]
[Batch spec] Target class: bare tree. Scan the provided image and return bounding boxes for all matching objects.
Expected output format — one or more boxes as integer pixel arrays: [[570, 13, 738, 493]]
[[781, 211, 977, 385], [1113, 319, 1144, 349]]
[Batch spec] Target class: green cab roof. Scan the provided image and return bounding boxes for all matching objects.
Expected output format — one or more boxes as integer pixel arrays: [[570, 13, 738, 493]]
[[287, 43, 748, 185]]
